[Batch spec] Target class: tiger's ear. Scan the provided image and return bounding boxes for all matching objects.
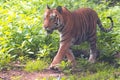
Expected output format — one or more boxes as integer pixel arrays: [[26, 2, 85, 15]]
[[47, 5, 50, 9], [56, 6, 62, 14]]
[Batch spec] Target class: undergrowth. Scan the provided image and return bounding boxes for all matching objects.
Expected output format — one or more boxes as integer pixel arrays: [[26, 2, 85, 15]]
[[24, 59, 49, 72]]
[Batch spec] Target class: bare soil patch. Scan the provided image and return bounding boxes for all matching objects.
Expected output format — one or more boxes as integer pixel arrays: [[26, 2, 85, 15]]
[[0, 69, 64, 80]]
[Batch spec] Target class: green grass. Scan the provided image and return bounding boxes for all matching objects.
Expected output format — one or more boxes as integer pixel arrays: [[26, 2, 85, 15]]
[[41, 59, 120, 80], [24, 59, 49, 72]]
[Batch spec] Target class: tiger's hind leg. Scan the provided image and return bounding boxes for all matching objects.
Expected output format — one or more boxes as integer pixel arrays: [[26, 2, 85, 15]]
[[88, 33, 97, 63]]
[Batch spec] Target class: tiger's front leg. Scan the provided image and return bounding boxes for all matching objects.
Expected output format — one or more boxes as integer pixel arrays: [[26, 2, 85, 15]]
[[66, 49, 76, 68], [49, 41, 72, 69]]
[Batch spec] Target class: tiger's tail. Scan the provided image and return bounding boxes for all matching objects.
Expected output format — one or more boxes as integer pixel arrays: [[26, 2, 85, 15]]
[[97, 17, 113, 32]]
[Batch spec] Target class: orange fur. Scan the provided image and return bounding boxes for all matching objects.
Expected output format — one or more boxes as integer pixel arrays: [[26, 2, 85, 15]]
[[43, 6, 113, 69]]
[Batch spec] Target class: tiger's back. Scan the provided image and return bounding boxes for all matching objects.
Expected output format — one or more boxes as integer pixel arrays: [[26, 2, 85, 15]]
[[71, 8, 98, 45]]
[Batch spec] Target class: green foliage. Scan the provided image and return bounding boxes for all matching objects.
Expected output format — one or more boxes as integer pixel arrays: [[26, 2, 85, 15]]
[[0, 0, 60, 61], [0, 52, 11, 70], [80, 70, 118, 80], [24, 59, 48, 72]]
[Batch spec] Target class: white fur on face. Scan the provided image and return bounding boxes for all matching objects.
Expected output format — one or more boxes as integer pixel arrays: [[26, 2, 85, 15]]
[[52, 13, 56, 16], [44, 12, 47, 19]]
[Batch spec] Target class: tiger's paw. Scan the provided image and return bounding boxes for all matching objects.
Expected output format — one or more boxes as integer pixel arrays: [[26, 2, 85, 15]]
[[49, 63, 60, 70], [49, 66, 59, 71], [48, 66, 62, 73], [88, 54, 97, 63], [43, 67, 61, 73]]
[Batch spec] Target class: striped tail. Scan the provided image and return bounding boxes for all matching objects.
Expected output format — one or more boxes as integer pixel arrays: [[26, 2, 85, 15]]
[[97, 17, 113, 32]]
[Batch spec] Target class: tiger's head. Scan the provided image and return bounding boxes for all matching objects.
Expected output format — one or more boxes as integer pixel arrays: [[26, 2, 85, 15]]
[[43, 5, 64, 34]]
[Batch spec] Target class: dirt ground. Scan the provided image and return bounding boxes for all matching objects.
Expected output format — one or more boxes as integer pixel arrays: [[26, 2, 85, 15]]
[[0, 69, 64, 80], [0, 61, 64, 80]]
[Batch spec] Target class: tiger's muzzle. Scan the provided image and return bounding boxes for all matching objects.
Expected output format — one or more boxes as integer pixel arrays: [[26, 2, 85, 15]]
[[44, 27, 54, 34]]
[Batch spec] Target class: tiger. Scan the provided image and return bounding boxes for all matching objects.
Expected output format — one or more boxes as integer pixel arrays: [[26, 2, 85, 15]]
[[43, 5, 113, 70]]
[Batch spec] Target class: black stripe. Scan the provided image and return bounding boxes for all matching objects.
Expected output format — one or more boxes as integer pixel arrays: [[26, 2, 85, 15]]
[[88, 33, 95, 39], [59, 24, 64, 32], [90, 42, 96, 50], [61, 30, 70, 37], [88, 32, 96, 40], [88, 35, 96, 43], [60, 38, 68, 43], [89, 40, 96, 45], [97, 17, 113, 32]]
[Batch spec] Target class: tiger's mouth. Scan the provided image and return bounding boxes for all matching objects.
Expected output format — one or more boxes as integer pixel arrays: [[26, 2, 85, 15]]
[[45, 26, 58, 34], [44, 27, 54, 34], [45, 25, 60, 34], [46, 29, 53, 34]]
